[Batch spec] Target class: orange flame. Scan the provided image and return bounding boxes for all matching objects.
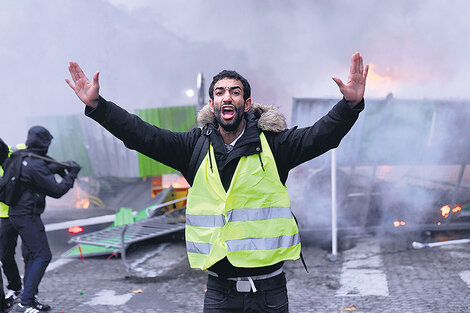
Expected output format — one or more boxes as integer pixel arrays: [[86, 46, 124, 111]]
[[440, 204, 461, 218], [452, 205, 462, 213], [393, 220, 406, 227], [366, 64, 397, 97], [80, 199, 90, 209], [440, 205, 451, 218], [365, 63, 435, 98]]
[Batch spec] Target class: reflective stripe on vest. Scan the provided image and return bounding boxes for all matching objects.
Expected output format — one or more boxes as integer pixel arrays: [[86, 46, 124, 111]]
[[186, 206, 293, 227], [226, 233, 300, 252], [186, 132, 300, 270], [0, 165, 7, 217], [186, 233, 301, 255]]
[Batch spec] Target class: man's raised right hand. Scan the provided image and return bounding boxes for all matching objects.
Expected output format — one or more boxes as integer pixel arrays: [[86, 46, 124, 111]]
[[65, 61, 100, 108]]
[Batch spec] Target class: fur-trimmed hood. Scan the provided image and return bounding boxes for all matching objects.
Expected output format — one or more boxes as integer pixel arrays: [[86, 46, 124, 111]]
[[196, 102, 287, 133]]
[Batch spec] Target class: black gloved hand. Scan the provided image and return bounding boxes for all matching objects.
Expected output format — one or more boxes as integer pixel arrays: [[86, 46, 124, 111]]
[[48, 162, 67, 176], [65, 160, 82, 178]]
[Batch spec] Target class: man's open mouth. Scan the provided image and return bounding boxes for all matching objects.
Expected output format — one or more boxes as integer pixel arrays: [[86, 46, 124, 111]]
[[221, 105, 235, 120]]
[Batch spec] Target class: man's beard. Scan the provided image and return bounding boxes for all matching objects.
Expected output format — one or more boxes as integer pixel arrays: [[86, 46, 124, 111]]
[[214, 104, 245, 132]]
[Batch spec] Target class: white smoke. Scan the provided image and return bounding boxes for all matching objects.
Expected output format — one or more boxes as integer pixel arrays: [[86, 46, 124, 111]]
[[1, 1, 469, 231], [2, 0, 469, 146]]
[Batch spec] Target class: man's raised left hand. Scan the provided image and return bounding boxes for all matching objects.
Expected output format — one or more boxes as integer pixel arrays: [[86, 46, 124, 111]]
[[332, 52, 369, 107]]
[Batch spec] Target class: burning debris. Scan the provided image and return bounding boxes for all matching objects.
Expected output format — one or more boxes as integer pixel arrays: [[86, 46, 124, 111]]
[[290, 94, 470, 245], [393, 220, 406, 227], [440, 204, 462, 218]]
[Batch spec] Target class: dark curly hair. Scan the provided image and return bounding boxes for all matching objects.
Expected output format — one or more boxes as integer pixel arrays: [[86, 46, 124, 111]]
[[208, 70, 251, 101]]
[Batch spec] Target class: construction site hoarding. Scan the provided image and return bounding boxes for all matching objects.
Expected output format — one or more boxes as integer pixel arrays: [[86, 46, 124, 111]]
[[26, 104, 196, 178]]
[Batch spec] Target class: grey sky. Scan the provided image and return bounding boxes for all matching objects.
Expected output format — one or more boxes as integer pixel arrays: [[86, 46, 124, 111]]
[[1, 0, 469, 145]]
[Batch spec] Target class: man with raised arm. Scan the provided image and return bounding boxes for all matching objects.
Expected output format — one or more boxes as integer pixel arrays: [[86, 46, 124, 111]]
[[66, 53, 368, 313]]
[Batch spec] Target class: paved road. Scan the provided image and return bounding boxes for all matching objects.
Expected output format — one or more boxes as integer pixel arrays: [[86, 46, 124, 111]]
[[12, 227, 468, 313]]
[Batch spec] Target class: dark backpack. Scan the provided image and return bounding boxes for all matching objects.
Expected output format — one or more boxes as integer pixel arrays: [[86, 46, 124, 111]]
[[0, 150, 26, 206], [0, 137, 8, 166]]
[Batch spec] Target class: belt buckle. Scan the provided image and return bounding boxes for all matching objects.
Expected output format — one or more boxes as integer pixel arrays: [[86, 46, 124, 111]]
[[236, 280, 252, 292]]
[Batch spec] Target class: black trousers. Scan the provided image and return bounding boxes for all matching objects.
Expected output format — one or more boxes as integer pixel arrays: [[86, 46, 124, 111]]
[[0, 217, 28, 292], [203, 272, 289, 313], [0, 267, 5, 312], [9, 214, 51, 305]]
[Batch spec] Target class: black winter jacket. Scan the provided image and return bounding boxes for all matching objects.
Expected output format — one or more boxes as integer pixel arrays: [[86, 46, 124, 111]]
[[86, 96, 364, 277], [10, 126, 76, 216]]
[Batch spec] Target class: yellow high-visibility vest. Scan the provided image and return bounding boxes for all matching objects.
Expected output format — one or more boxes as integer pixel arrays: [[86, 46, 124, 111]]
[[186, 132, 300, 270], [0, 144, 26, 217], [0, 165, 7, 218]]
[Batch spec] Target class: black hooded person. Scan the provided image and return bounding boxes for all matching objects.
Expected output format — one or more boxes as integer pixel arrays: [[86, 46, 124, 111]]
[[8, 126, 81, 312]]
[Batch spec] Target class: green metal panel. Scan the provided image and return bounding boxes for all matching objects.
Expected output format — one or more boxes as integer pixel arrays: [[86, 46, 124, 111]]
[[136, 105, 196, 177], [112, 207, 135, 226], [25, 115, 94, 177], [62, 244, 118, 258]]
